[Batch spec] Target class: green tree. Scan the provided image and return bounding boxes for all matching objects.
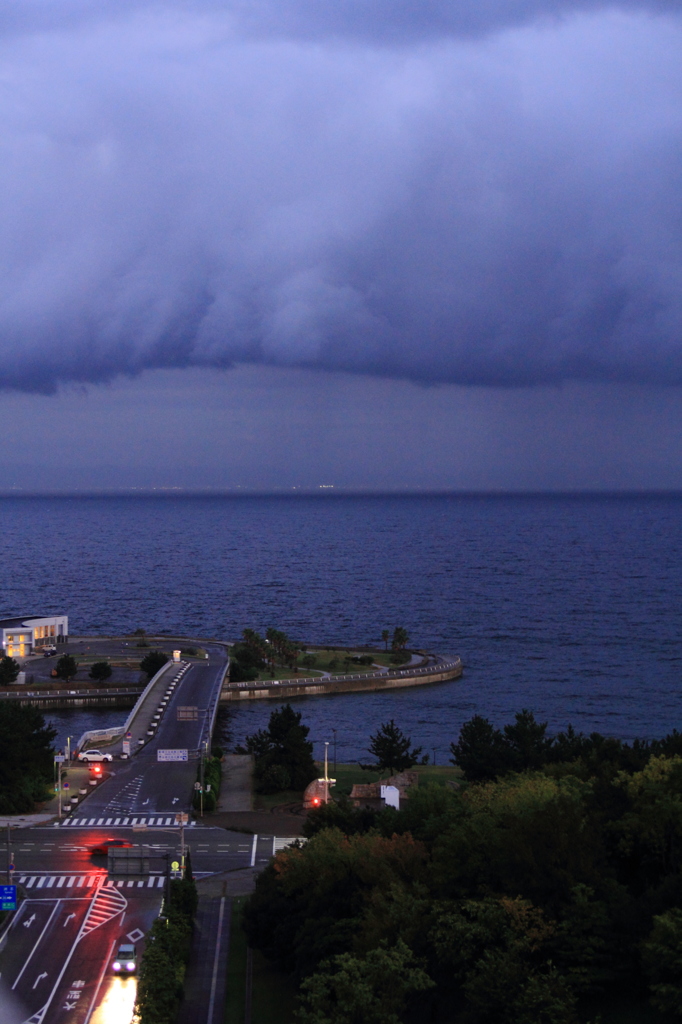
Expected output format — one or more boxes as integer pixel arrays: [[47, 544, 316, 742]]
[[297, 940, 434, 1024], [643, 907, 682, 1016], [0, 656, 20, 685], [0, 703, 56, 812], [229, 642, 261, 682], [238, 704, 317, 792], [391, 627, 409, 650], [140, 650, 169, 679], [55, 654, 78, 682], [504, 709, 553, 771], [450, 714, 512, 781], [89, 661, 112, 682], [381, 630, 390, 651], [364, 720, 424, 774]]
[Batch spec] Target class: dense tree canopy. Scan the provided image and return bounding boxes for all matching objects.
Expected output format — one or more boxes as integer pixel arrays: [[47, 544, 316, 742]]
[[245, 711, 682, 1022], [0, 703, 56, 812]]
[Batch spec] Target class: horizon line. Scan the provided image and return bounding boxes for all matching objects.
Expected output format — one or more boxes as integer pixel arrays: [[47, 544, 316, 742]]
[[1, 487, 682, 499]]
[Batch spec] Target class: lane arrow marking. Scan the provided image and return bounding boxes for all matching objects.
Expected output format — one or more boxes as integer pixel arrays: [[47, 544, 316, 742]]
[[33, 972, 48, 989], [63, 913, 75, 927], [23, 914, 36, 929]]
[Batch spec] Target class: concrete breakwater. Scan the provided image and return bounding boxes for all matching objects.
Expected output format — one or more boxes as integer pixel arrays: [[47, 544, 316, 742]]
[[0, 687, 142, 710], [220, 655, 463, 701]]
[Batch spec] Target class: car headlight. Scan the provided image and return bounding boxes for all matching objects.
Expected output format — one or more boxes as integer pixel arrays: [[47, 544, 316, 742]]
[[112, 962, 121, 971], [126, 962, 135, 971]]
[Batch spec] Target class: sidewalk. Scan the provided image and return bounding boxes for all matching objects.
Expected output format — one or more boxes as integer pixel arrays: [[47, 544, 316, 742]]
[[179, 894, 232, 1024], [217, 755, 253, 812]]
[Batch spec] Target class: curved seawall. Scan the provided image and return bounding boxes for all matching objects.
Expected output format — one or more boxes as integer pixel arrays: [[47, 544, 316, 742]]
[[220, 655, 462, 701]]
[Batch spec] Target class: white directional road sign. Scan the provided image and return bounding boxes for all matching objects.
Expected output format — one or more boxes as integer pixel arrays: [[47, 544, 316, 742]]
[[157, 749, 189, 762]]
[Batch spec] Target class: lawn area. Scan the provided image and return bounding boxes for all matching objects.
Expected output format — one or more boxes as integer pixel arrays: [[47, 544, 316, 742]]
[[225, 896, 296, 1024], [254, 788, 304, 810], [250, 647, 418, 681], [321, 761, 462, 797]]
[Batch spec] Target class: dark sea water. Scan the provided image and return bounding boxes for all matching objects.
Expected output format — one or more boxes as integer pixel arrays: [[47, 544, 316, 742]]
[[1, 494, 680, 763]]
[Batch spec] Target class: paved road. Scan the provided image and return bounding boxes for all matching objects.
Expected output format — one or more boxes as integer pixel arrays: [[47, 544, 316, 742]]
[[4, 827, 291, 878], [0, 641, 306, 1023], [0, 877, 159, 1024], [77, 645, 228, 817]]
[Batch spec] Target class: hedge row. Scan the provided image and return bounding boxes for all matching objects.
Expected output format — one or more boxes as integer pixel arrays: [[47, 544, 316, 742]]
[[135, 875, 198, 1024]]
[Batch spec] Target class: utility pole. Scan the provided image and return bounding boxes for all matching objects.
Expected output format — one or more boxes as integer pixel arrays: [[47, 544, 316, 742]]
[[332, 729, 337, 774], [324, 742, 330, 804], [6, 823, 12, 884]]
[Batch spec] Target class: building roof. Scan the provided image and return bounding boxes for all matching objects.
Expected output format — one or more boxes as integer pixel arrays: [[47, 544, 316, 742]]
[[0, 615, 65, 628]]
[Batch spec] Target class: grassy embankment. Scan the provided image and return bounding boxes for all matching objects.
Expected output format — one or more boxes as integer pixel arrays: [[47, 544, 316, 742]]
[[254, 762, 461, 811]]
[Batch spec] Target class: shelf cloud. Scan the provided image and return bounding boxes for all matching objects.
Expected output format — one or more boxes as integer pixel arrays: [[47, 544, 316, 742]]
[[2, 2, 682, 392]]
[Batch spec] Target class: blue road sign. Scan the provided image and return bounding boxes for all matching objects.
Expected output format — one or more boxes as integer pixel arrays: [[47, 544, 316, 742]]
[[0, 885, 17, 911]]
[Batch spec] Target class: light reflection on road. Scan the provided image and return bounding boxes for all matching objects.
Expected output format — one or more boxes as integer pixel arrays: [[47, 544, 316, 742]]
[[89, 977, 137, 1024]]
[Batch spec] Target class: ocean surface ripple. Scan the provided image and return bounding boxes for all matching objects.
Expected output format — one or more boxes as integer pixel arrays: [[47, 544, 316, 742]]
[[1, 494, 680, 761]]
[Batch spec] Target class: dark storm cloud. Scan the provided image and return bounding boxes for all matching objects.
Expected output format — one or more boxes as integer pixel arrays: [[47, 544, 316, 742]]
[[2, 0, 682, 42], [1, 3, 682, 391]]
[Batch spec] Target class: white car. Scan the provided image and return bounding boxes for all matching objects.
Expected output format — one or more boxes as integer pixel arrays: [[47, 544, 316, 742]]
[[78, 749, 113, 763]]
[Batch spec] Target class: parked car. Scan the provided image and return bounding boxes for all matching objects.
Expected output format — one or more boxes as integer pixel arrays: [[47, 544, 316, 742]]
[[42, 645, 57, 656], [91, 838, 134, 857], [77, 749, 113, 763], [111, 943, 137, 974]]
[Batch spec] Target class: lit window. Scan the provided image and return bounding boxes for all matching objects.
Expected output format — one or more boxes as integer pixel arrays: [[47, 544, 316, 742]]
[[50, 625, 55, 636]]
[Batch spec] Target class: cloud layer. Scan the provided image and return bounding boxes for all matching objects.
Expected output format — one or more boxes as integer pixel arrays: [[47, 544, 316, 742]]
[[2, 3, 682, 391]]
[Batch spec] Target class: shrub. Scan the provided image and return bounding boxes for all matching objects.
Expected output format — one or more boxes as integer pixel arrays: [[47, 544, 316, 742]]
[[0, 657, 20, 685], [135, 877, 197, 1024], [89, 661, 112, 681], [140, 650, 169, 679]]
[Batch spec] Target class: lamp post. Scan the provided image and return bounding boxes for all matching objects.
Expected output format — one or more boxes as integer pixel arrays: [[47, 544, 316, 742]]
[[6, 822, 13, 884], [324, 742, 330, 804]]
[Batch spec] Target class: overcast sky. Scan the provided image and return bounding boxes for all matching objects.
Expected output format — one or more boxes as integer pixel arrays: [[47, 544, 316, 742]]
[[2, 0, 682, 490]]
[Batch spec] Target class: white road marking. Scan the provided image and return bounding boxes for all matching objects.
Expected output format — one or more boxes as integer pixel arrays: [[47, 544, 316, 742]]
[[207, 897, 225, 1024], [13, 902, 61, 989]]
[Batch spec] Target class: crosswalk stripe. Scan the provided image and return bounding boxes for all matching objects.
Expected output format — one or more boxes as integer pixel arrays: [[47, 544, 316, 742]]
[[60, 815, 200, 828]]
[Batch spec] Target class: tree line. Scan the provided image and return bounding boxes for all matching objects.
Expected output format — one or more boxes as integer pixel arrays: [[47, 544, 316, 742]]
[[243, 710, 682, 1023]]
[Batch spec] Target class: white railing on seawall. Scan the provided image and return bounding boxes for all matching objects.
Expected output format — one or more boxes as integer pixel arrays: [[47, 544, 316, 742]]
[[224, 656, 462, 692]]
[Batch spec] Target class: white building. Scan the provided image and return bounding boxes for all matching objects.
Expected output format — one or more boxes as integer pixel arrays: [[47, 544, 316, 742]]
[[0, 614, 69, 658]]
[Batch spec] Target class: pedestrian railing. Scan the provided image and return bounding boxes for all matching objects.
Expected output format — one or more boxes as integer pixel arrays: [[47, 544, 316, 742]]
[[224, 656, 462, 692]]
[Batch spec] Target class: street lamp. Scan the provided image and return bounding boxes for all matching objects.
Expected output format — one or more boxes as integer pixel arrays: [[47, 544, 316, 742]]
[[324, 742, 330, 803]]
